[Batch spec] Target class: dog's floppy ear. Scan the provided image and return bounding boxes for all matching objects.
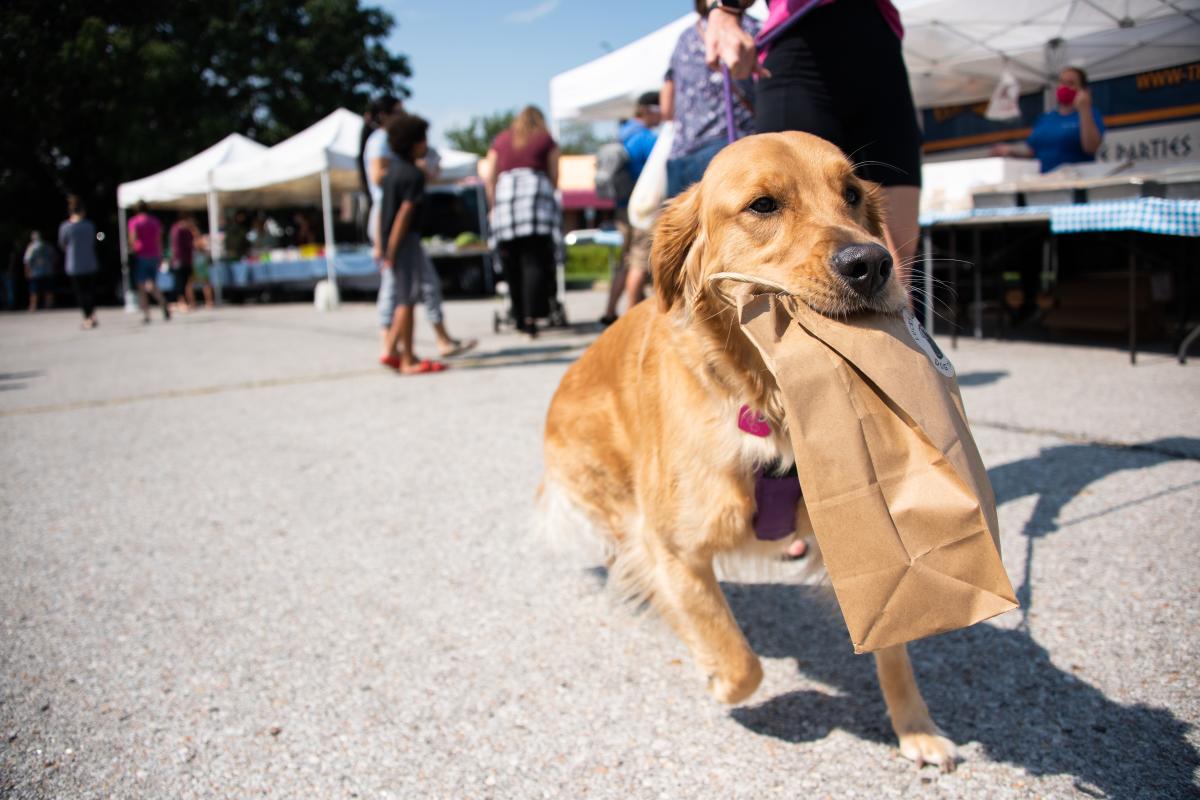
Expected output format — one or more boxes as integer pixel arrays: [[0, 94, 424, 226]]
[[651, 184, 702, 312], [862, 180, 887, 240]]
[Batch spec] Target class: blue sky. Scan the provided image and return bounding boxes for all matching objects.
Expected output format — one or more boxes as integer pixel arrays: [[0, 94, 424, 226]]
[[378, 0, 692, 149]]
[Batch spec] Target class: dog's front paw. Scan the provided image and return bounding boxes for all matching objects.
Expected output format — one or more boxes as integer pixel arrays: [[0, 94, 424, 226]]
[[707, 656, 763, 704], [897, 730, 958, 772]]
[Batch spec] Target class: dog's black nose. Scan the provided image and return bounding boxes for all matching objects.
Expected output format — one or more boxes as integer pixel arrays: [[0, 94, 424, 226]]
[[831, 243, 892, 296]]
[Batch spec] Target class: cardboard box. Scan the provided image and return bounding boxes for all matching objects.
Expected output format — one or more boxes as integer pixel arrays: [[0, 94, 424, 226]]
[[738, 293, 1018, 653]]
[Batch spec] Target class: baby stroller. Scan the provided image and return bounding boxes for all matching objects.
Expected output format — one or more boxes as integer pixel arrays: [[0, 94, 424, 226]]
[[491, 230, 570, 333]]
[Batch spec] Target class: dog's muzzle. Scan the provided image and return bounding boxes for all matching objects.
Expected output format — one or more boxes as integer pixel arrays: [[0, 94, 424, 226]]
[[831, 243, 892, 297]]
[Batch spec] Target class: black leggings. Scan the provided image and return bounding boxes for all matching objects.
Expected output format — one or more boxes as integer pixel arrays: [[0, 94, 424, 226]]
[[499, 235, 554, 325], [756, 0, 922, 188], [71, 273, 96, 319]]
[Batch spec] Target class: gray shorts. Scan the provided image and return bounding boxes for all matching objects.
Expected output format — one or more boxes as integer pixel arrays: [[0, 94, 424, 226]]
[[376, 244, 445, 329], [376, 234, 423, 327]]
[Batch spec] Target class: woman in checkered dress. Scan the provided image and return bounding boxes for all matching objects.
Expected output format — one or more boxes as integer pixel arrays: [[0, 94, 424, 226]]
[[484, 106, 561, 338]]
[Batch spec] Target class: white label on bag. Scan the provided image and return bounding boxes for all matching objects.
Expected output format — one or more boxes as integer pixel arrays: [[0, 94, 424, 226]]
[[903, 310, 955, 378]]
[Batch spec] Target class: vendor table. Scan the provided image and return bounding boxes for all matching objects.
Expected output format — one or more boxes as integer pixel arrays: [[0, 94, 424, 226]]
[[920, 198, 1200, 364], [212, 245, 496, 298]]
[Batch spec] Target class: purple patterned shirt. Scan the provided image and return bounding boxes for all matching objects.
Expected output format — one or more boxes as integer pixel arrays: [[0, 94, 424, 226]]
[[665, 17, 760, 159]]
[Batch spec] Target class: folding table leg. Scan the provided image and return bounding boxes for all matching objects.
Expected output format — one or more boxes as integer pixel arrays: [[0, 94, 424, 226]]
[[973, 229, 982, 340], [1129, 234, 1137, 365], [950, 228, 959, 350]]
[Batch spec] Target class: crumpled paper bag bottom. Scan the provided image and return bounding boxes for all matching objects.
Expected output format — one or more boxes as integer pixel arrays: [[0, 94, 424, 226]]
[[738, 293, 1017, 653]]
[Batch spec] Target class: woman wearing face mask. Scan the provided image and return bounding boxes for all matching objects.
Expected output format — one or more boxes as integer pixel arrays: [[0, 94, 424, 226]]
[[991, 67, 1105, 173]]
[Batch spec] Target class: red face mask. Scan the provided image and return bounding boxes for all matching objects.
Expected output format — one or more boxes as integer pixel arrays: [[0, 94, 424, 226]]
[[1056, 85, 1078, 106]]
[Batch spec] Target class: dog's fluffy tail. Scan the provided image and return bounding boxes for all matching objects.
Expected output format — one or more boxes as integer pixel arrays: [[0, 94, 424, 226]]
[[535, 476, 613, 561]]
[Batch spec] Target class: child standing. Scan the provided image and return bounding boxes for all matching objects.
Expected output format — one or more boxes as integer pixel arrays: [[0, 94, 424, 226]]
[[379, 113, 445, 375]]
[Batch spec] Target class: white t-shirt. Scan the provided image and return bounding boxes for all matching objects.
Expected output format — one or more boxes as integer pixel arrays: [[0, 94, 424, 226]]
[[362, 128, 395, 205]]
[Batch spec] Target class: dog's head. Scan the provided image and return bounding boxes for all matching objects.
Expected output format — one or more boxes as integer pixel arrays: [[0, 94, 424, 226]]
[[651, 132, 908, 318]]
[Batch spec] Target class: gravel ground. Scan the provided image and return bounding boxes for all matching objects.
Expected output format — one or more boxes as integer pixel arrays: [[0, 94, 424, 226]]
[[1, 292, 1197, 799]]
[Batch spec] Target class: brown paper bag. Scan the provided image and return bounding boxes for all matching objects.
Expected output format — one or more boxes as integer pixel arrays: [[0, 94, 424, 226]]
[[738, 292, 1017, 653]]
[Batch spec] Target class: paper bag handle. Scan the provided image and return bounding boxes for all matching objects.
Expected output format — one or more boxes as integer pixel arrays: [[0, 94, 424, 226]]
[[704, 272, 793, 309]]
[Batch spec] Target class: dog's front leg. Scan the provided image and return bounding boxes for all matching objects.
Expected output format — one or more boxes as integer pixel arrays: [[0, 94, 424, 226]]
[[650, 544, 762, 704], [874, 644, 957, 770]]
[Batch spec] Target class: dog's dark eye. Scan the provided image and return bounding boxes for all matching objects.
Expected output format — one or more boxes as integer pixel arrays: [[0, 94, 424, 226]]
[[748, 196, 779, 215], [844, 186, 861, 206]]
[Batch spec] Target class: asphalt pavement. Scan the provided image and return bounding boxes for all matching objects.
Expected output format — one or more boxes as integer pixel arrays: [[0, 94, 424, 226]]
[[1, 291, 1197, 799]]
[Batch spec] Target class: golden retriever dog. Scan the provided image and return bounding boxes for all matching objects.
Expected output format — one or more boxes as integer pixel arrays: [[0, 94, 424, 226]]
[[541, 132, 955, 769]]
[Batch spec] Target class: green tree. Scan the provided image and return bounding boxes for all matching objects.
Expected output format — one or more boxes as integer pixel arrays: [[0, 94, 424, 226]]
[[558, 120, 607, 156], [0, 0, 411, 291], [444, 110, 516, 156]]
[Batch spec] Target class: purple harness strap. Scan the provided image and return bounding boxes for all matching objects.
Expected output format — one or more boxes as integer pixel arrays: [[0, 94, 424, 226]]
[[738, 405, 802, 541]]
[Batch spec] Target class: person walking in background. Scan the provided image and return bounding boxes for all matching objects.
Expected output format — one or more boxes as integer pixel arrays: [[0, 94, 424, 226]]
[[169, 212, 196, 312], [57, 195, 100, 329], [599, 91, 661, 326], [990, 66, 1105, 172], [661, 1, 759, 199], [358, 93, 404, 249], [128, 201, 169, 323], [704, 0, 921, 286], [378, 113, 446, 375], [484, 106, 561, 338], [190, 221, 216, 309], [361, 94, 475, 361], [23, 230, 56, 312]]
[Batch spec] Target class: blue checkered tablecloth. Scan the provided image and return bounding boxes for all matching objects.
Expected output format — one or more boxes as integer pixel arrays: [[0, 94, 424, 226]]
[[1049, 198, 1200, 237], [922, 198, 1200, 237]]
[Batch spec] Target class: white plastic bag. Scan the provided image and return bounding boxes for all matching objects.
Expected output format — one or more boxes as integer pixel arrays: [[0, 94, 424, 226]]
[[627, 121, 675, 232], [985, 70, 1022, 122]]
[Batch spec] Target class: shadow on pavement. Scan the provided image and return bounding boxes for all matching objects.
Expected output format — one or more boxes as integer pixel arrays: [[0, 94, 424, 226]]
[[452, 342, 585, 371], [0, 371, 42, 391], [956, 370, 1009, 387], [724, 583, 1197, 798], [988, 436, 1200, 614]]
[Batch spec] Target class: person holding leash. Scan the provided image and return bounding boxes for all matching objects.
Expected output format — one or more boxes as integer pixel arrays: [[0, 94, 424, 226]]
[[704, 0, 921, 287]]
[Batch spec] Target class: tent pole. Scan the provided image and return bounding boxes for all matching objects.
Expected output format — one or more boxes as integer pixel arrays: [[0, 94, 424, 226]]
[[206, 190, 224, 305], [116, 205, 136, 313], [320, 168, 338, 296]]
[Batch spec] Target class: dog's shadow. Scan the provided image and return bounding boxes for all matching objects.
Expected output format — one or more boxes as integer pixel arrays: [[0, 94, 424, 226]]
[[723, 583, 1197, 798]]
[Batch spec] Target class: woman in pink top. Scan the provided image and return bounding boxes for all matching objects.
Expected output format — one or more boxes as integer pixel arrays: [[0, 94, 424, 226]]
[[128, 201, 169, 322], [484, 107, 561, 338]]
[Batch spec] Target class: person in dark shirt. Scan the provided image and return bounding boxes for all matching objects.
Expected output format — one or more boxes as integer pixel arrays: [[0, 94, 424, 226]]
[[378, 113, 446, 375], [169, 212, 196, 311]]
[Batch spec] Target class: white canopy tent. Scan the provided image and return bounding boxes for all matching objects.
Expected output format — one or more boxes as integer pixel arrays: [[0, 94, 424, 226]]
[[209, 107, 363, 287], [116, 133, 266, 286], [117, 133, 266, 210], [549, 0, 1200, 123], [901, 0, 1200, 108], [117, 108, 482, 301], [437, 148, 481, 182]]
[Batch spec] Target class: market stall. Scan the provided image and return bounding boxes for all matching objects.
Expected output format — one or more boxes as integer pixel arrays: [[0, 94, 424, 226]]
[[116, 133, 267, 302], [194, 109, 489, 298], [921, 162, 1200, 363]]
